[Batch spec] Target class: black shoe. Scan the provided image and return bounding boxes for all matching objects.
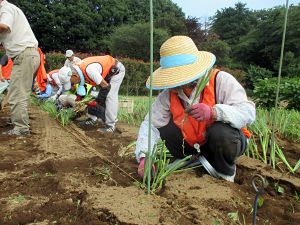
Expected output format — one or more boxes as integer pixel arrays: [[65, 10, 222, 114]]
[[7, 118, 12, 125], [78, 118, 98, 126], [97, 125, 116, 133]]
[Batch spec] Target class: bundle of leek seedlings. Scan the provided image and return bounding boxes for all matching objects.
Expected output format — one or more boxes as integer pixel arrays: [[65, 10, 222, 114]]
[[40, 100, 59, 119], [140, 139, 192, 192], [59, 108, 74, 126], [30, 96, 41, 106], [74, 95, 95, 113], [182, 67, 215, 125]]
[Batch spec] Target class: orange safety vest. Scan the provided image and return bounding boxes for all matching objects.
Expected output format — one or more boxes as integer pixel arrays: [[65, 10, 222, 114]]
[[170, 69, 251, 147], [36, 47, 47, 91], [73, 55, 117, 86], [48, 69, 60, 86], [2, 57, 13, 80]]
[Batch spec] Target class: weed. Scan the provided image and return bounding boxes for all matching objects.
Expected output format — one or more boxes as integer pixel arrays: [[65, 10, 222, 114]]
[[5, 210, 12, 220], [214, 218, 221, 225], [289, 204, 295, 214], [293, 191, 300, 203], [274, 183, 284, 193], [227, 211, 239, 222]]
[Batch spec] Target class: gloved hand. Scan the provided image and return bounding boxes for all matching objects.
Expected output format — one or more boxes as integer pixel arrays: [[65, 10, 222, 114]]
[[86, 101, 97, 108], [33, 92, 37, 95], [50, 94, 58, 101], [36, 95, 41, 98], [96, 84, 111, 105], [138, 157, 156, 178], [56, 104, 63, 112], [184, 103, 213, 122]]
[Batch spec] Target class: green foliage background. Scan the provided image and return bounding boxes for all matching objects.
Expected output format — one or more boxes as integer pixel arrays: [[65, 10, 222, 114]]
[[1, 1, 299, 105]]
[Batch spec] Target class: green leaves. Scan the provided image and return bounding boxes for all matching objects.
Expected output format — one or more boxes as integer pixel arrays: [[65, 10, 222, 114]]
[[60, 108, 74, 127], [227, 211, 239, 222], [108, 22, 170, 62], [274, 183, 285, 194]]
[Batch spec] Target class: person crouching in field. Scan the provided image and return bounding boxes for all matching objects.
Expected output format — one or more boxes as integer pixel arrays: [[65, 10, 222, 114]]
[[56, 78, 95, 119], [58, 55, 125, 133], [46, 69, 68, 102], [135, 36, 256, 183], [33, 77, 52, 101]]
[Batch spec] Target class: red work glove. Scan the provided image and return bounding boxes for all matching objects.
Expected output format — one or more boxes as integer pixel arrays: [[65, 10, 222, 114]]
[[85, 101, 97, 108], [138, 157, 156, 178], [186, 103, 213, 122], [33, 92, 36, 95]]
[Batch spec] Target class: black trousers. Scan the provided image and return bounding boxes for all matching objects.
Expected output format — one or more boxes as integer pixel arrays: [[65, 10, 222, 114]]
[[158, 117, 248, 175]]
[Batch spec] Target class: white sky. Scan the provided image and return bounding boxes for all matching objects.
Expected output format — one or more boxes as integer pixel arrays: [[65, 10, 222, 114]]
[[171, 0, 300, 18]]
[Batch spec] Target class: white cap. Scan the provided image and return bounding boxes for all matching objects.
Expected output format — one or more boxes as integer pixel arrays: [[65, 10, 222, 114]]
[[65, 50, 73, 58], [58, 66, 72, 91]]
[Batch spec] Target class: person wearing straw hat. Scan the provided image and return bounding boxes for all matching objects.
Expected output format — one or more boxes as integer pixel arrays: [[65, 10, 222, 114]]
[[64, 50, 81, 68], [135, 35, 255, 182], [58, 55, 125, 133]]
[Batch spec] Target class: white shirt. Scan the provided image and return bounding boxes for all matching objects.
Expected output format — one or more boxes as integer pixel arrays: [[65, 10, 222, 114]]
[[50, 71, 63, 95], [64, 56, 81, 68], [0, 0, 38, 58], [85, 63, 103, 85]]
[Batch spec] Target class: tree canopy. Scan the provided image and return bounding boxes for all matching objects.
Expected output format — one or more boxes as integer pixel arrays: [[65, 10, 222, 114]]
[[9, 0, 185, 53]]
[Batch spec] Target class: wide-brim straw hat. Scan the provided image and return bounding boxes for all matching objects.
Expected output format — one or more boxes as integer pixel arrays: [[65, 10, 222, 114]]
[[146, 36, 216, 90]]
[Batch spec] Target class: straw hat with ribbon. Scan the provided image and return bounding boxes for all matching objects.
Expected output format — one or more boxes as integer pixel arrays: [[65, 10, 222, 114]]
[[146, 36, 216, 90]]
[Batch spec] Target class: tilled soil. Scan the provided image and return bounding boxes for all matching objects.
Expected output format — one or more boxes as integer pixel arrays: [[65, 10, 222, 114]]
[[0, 94, 300, 225]]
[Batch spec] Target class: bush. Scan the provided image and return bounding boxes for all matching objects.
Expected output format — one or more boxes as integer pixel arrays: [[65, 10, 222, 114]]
[[118, 57, 161, 96], [252, 78, 282, 109], [281, 77, 300, 110], [245, 65, 273, 90], [43, 51, 161, 96], [252, 78, 300, 110], [44, 51, 96, 72]]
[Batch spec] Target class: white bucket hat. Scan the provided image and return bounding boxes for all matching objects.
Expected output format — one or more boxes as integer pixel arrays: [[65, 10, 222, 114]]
[[65, 50, 73, 58], [58, 66, 72, 91], [146, 36, 216, 90]]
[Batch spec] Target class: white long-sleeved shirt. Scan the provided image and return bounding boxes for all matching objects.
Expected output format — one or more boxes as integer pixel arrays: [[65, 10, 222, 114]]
[[135, 71, 256, 162], [64, 56, 81, 68], [0, 0, 38, 58], [50, 71, 63, 96]]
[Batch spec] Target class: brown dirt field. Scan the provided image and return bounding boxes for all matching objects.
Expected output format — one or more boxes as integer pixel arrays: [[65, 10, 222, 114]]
[[0, 94, 300, 225]]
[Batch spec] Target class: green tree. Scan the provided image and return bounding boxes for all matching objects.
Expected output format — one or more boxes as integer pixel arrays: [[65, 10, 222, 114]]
[[211, 2, 258, 46], [198, 35, 232, 67], [154, 12, 186, 36], [234, 5, 300, 71], [184, 16, 206, 46], [108, 22, 170, 62], [274, 51, 300, 78], [9, 0, 184, 54]]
